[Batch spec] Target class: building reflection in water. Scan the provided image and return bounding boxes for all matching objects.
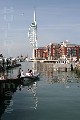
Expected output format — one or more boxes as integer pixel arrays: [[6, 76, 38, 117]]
[[33, 62, 80, 85], [0, 79, 21, 118], [0, 62, 80, 119], [0, 78, 39, 119]]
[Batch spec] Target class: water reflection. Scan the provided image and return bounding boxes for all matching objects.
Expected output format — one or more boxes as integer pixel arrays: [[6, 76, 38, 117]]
[[1, 62, 80, 120], [22, 61, 80, 87], [0, 77, 39, 119], [19, 78, 38, 110], [0, 79, 21, 118], [33, 62, 80, 84], [0, 61, 39, 117], [27, 81, 38, 110], [20, 62, 39, 110]]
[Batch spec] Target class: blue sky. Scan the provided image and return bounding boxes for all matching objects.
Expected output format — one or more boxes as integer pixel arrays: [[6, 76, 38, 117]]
[[0, 0, 80, 57]]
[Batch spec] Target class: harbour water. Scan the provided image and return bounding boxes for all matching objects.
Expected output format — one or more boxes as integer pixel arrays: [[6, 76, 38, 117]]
[[0, 62, 80, 120]]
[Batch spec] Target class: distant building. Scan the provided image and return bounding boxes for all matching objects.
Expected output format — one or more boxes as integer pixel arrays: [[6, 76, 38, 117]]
[[46, 43, 61, 60], [60, 40, 80, 61], [34, 47, 47, 59], [34, 40, 80, 61]]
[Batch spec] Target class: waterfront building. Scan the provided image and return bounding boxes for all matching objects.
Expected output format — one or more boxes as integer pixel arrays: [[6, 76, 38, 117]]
[[60, 40, 80, 61], [46, 40, 80, 62], [34, 43, 61, 60], [32, 39, 80, 62], [34, 47, 47, 60], [46, 43, 61, 60]]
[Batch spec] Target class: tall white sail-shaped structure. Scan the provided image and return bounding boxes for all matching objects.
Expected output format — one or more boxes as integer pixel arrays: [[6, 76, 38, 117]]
[[28, 10, 37, 59]]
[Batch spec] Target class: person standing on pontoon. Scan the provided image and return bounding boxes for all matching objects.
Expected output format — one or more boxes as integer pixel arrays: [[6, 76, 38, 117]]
[[17, 68, 21, 78], [21, 70, 25, 77]]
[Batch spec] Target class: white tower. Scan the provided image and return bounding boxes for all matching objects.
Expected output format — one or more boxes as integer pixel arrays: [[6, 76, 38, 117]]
[[28, 10, 37, 59]]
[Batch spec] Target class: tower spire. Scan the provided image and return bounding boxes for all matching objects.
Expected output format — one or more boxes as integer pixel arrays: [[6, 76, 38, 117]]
[[34, 10, 36, 22], [34, 9, 37, 28]]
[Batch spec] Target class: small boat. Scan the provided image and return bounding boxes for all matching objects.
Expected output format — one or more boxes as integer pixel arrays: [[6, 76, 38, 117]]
[[21, 73, 40, 80]]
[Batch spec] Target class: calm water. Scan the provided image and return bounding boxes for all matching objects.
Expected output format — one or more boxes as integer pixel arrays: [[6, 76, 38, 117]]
[[0, 62, 80, 120]]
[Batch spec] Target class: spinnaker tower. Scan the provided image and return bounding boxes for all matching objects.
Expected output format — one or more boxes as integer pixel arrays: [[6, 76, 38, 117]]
[[28, 10, 37, 59]]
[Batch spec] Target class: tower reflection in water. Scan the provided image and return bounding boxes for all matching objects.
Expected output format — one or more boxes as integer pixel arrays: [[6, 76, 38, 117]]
[[18, 77, 38, 110], [27, 81, 38, 110], [20, 62, 39, 110]]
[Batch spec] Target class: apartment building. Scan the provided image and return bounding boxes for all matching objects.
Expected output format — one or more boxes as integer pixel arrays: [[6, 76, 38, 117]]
[[34, 40, 80, 61]]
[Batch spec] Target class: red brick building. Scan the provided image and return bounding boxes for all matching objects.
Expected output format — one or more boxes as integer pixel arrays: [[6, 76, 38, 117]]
[[60, 41, 80, 61], [46, 43, 61, 60], [34, 40, 80, 61], [34, 47, 47, 59]]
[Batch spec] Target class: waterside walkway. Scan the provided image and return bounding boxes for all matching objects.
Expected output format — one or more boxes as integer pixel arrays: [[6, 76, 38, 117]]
[[29, 59, 75, 72]]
